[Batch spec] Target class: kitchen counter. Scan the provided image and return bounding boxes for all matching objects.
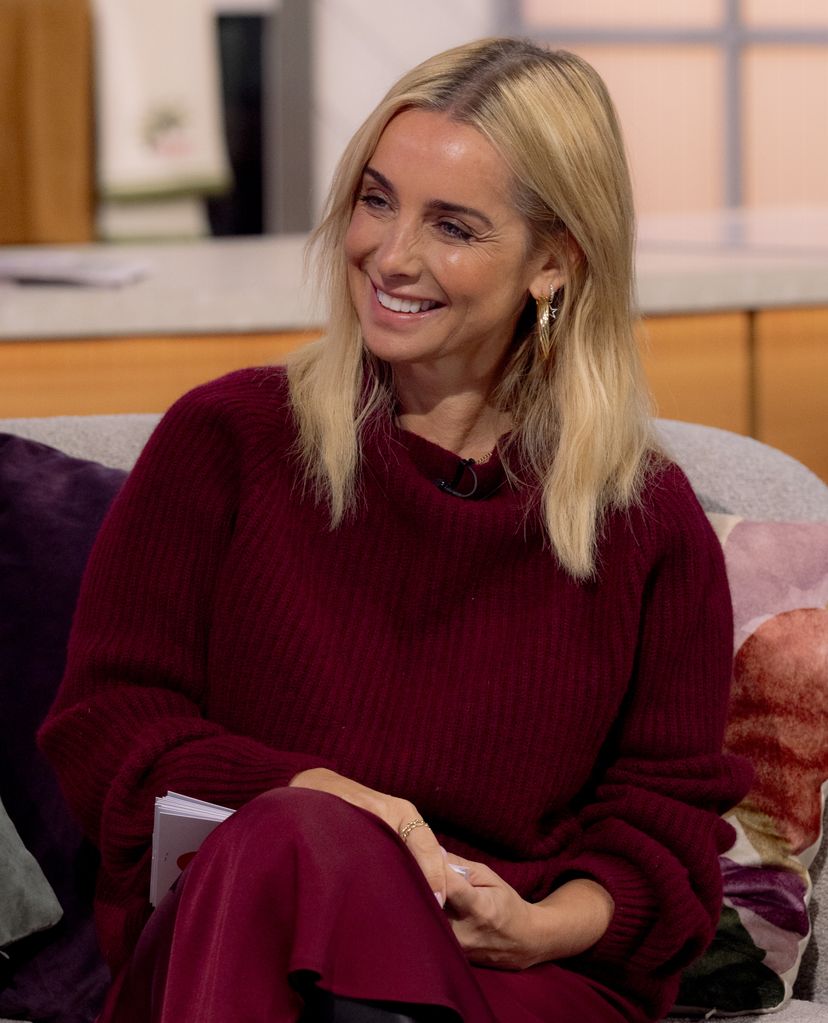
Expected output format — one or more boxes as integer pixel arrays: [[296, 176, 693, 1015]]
[[636, 206, 828, 315], [0, 235, 319, 341]]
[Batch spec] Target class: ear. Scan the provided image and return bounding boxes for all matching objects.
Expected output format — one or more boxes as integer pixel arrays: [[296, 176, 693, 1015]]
[[528, 232, 581, 300], [528, 264, 566, 302]]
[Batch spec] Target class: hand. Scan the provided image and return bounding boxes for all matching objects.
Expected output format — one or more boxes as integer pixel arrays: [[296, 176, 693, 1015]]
[[288, 767, 449, 906], [444, 855, 614, 970], [443, 855, 548, 969]]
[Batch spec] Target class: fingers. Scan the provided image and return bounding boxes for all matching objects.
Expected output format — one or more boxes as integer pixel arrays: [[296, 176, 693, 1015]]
[[444, 859, 479, 913], [443, 867, 543, 970], [444, 853, 498, 888], [443, 852, 497, 918], [401, 816, 449, 906]]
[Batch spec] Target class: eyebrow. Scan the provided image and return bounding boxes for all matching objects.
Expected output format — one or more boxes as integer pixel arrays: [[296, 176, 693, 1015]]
[[363, 166, 495, 231]]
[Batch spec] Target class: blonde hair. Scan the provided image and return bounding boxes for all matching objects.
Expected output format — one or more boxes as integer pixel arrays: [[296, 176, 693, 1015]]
[[287, 37, 656, 579]]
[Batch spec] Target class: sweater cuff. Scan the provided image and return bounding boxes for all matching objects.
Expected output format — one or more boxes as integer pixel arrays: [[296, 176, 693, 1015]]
[[102, 725, 337, 873], [148, 732, 336, 806], [561, 851, 660, 961]]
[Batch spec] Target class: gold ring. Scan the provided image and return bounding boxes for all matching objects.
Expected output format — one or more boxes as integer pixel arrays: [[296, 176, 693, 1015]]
[[399, 818, 430, 843]]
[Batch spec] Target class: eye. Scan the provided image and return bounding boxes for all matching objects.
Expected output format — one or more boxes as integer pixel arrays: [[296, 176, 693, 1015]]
[[437, 220, 474, 243], [357, 192, 391, 212]]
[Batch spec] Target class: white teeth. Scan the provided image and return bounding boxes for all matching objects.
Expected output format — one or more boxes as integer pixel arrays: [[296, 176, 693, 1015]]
[[376, 288, 439, 314]]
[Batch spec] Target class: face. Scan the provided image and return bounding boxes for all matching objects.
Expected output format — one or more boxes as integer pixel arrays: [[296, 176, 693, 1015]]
[[344, 108, 560, 380]]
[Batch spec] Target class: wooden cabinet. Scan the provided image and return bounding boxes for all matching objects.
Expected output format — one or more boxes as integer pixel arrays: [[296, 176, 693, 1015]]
[[639, 313, 751, 436], [0, 330, 322, 417], [755, 308, 828, 483], [642, 308, 827, 482], [2, 309, 824, 482]]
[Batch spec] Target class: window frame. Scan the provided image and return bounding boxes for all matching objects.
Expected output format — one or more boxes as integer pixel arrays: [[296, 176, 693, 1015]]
[[498, 0, 828, 208]]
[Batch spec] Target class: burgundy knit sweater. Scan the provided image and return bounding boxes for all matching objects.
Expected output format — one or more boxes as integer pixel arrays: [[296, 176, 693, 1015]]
[[39, 367, 750, 1017]]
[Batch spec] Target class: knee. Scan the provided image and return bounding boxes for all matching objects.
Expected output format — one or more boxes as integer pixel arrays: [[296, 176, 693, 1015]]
[[201, 787, 396, 871], [243, 786, 386, 839], [178, 788, 428, 926]]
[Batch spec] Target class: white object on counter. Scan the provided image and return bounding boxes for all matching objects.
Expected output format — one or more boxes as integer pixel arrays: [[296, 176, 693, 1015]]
[[0, 236, 320, 339], [0, 251, 150, 289]]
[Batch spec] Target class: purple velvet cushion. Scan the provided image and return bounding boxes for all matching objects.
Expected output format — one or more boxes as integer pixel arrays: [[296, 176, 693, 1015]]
[[0, 433, 126, 1021]]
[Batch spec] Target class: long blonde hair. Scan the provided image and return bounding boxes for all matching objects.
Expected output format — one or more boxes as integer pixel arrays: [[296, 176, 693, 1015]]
[[288, 37, 655, 579]]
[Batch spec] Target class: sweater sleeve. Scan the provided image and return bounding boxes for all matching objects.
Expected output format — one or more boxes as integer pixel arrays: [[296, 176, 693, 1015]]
[[37, 375, 333, 905], [562, 467, 752, 977]]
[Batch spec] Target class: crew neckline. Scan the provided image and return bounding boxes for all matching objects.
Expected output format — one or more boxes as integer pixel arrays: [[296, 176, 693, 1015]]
[[391, 424, 512, 501]]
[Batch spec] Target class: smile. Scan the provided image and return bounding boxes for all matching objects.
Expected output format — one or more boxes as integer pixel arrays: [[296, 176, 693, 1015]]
[[375, 287, 441, 315]]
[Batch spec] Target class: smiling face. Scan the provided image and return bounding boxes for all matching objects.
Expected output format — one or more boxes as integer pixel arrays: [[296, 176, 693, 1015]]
[[344, 108, 561, 384]]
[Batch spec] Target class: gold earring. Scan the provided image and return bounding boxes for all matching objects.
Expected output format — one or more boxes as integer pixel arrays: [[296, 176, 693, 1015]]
[[536, 285, 559, 360]]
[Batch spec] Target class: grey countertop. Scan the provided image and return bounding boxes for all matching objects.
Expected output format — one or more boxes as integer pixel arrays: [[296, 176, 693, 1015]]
[[2, 208, 828, 341], [636, 206, 828, 315]]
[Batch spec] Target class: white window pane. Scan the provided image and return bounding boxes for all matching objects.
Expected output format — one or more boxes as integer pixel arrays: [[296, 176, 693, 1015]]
[[744, 46, 828, 207], [573, 45, 724, 214], [522, 0, 723, 29], [743, 0, 828, 27]]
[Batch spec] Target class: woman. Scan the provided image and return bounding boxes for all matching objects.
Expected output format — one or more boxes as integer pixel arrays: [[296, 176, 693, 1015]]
[[39, 38, 750, 1023]]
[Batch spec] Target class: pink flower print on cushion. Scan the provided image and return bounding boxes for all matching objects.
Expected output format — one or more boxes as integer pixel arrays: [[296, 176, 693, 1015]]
[[725, 607, 828, 858], [723, 520, 828, 653]]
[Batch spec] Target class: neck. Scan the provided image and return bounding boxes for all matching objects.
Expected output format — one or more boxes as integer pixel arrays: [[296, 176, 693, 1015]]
[[393, 376, 510, 462]]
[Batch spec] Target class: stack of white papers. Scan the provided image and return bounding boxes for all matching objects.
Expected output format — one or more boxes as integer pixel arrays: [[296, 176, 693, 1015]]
[[149, 792, 234, 906]]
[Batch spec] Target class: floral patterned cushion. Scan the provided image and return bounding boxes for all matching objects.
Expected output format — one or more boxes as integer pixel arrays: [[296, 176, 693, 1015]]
[[674, 516, 828, 1016]]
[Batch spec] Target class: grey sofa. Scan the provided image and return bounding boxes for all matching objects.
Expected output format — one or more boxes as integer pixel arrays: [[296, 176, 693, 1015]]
[[1, 412, 827, 1023]]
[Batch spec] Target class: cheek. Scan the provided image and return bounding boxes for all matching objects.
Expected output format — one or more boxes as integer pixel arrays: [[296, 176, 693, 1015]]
[[442, 255, 523, 315], [344, 209, 379, 267], [343, 217, 361, 265], [435, 250, 482, 301]]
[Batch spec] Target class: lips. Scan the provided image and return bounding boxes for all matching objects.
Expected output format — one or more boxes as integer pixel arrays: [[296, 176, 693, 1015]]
[[375, 286, 441, 315]]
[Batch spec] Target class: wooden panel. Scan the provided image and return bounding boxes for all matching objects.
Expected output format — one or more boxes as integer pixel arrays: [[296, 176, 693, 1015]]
[[0, 0, 93, 243], [755, 308, 828, 482], [0, 330, 321, 416], [638, 313, 751, 435]]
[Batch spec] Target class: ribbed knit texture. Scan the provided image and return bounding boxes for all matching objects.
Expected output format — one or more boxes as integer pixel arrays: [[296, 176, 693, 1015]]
[[38, 367, 751, 1019]]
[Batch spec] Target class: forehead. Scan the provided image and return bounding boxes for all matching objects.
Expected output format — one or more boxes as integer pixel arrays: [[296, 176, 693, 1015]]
[[367, 108, 516, 209]]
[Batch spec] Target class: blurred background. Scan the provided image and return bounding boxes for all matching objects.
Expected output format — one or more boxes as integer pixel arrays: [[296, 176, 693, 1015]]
[[5, 0, 828, 240], [0, 0, 826, 479]]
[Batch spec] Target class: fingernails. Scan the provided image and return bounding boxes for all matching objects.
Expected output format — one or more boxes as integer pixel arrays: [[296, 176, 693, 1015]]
[[434, 891, 445, 908], [448, 863, 471, 879]]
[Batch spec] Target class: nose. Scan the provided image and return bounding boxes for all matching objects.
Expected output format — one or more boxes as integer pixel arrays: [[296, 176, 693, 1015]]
[[373, 217, 422, 281]]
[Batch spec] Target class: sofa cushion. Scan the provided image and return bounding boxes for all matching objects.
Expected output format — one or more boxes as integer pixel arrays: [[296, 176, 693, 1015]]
[[0, 434, 125, 1021], [0, 795, 62, 948], [674, 516, 828, 1017], [3, 424, 826, 1021]]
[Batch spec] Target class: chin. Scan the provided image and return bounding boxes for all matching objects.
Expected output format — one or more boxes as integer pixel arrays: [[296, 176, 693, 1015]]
[[359, 339, 415, 367]]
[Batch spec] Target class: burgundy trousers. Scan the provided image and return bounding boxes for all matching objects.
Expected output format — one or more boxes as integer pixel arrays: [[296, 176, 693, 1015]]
[[99, 788, 642, 1022]]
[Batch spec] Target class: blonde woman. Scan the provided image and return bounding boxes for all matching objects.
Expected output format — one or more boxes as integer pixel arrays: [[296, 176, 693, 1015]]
[[40, 38, 750, 1023]]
